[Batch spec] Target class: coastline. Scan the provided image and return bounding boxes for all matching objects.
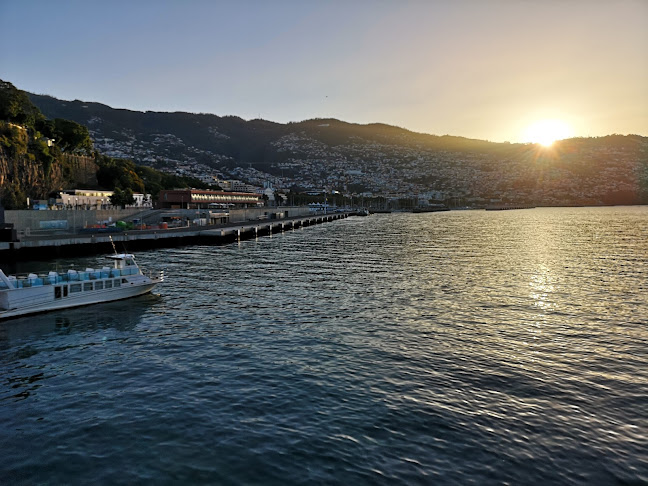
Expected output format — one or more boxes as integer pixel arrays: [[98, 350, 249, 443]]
[[0, 212, 351, 262]]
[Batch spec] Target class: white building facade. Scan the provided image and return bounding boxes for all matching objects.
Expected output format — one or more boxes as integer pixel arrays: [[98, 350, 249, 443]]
[[58, 190, 152, 209]]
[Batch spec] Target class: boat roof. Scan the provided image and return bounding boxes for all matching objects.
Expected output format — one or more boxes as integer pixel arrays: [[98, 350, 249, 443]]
[[106, 254, 135, 260]]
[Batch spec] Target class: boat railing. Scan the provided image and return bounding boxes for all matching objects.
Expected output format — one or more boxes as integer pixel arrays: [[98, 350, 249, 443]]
[[0, 277, 53, 290], [145, 269, 165, 282], [0, 266, 143, 289]]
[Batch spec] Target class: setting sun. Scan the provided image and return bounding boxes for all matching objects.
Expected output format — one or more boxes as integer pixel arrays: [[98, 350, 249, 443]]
[[523, 119, 573, 146]]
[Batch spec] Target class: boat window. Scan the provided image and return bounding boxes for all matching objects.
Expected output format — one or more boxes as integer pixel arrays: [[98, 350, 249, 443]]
[[70, 284, 82, 293], [63, 286, 68, 297], [125, 258, 135, 266], [95, 281, 104, 290], [55, 286, 62, 299], [114, 279, 121, 287], [105, 280, 112, 289], [83, 282, 93, 292]]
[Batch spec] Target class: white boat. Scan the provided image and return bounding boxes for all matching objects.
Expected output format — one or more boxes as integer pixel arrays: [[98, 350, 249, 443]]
[[0, 254, 163, 320]]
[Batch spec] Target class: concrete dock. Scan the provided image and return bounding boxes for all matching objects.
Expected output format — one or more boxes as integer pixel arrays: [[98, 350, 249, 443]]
[[0, 213, 351, 261]]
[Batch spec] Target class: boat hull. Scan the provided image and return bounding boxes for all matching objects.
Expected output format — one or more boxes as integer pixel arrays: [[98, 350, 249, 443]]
[[0, 253, 163, 321], [0, 280, 159, 320]]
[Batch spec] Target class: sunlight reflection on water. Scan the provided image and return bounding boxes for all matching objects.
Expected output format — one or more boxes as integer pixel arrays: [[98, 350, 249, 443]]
[[1, 206, 647, 485]]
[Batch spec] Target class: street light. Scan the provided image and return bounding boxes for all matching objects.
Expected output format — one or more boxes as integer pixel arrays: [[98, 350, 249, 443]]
[[72, 199, 77, 232]]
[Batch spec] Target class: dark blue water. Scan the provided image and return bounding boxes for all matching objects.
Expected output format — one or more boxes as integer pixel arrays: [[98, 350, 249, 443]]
[[2, 207, 647, 485]]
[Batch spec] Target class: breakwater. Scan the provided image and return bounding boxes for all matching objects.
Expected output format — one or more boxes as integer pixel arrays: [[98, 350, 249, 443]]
[[0, 213, 350, 262], [485, 204, 535, 210]]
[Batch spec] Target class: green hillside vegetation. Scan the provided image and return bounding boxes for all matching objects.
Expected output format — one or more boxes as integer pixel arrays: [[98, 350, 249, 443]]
[[0, 80, 94, 208], [96, 155, 216, 207]]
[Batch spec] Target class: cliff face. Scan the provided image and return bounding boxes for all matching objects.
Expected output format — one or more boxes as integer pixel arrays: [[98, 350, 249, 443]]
[[0, 146, 65, 201], [0, 131, 97, 207], [61, 154, 98, 187], [1, 80, 99, 208]]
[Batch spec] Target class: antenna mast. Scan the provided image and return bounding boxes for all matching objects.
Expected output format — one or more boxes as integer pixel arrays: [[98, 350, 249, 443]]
[[109, 235, 118, 254]]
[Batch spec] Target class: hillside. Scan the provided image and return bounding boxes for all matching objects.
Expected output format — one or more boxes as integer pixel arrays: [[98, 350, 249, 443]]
[[0, 81, 218, 209], [28, 92, 648, 206], [0, 81, 99, 208], [29, 94, 507, 166]]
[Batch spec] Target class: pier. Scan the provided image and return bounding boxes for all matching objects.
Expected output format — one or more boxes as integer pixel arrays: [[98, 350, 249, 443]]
[[484, 204, 535, 211], [0, 213, 351, 262]]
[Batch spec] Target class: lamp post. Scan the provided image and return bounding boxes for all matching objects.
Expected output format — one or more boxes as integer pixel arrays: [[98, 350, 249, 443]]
[[72, 198, 77, 232]]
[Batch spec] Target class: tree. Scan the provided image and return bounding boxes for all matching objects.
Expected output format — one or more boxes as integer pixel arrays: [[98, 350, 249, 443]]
[[1, 183, 27, 209], [51, 118, 93, 155], [110, 187, 135, 208], [0, 121, 28, 157], [135, 165, 163, 198], [96, 156, 145, 193], [0, 79, 44, 127]]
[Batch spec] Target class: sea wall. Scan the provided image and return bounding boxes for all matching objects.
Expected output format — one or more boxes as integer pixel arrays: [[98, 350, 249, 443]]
[[5, 209, 142, 233], [229, 206, 311, 222], [0, 212, 350, 262], [4, 206, 314, 234]]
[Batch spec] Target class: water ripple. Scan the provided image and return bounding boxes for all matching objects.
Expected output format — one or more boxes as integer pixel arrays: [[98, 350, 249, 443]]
[[1, 207, 647, 484]]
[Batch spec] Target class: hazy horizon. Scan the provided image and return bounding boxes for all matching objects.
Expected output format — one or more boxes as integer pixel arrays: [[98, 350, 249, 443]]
[[1, 0, 646, 143]]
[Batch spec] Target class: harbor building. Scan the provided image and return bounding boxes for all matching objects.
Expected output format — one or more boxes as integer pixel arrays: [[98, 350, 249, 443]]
[[59, 189, 113, 209], [158, 189, 263, 209]]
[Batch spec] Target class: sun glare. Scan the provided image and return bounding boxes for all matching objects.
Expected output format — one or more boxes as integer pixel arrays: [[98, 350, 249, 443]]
[[523, 119, 573, 147]]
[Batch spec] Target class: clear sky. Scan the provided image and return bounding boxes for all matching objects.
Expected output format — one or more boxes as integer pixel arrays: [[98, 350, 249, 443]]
[[1, 0, 646, 143]]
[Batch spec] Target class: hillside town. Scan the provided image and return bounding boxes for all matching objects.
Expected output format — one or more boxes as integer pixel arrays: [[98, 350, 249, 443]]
[[90, 126, 647, 208], [2, 83, 644, 211]]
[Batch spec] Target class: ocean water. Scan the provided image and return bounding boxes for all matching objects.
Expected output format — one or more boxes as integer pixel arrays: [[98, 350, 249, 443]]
[[1, 207, 647, 485]]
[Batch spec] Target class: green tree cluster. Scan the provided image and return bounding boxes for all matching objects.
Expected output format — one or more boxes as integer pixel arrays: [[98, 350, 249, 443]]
[[95, 156, 143, 208], [135, 168, 215, 198], [96, 155, 145, 193], [1, 80, 92, 155], [96, 154, 219, 207], [37, 118, 93, 155], [110, 187, 135, 208], [0, 80, 44, 127], [0, 121, 29, 159], [0, 79, 98, 208]]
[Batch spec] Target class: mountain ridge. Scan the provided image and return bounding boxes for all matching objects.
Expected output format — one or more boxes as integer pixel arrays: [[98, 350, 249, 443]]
[[27, 92, 648, 206], [28, 94, 511, 159], [29, 93, 490, 140]]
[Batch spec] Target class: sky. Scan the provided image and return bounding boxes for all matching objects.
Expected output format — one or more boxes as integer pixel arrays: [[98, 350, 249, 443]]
[[1, 0, 646, 143]]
